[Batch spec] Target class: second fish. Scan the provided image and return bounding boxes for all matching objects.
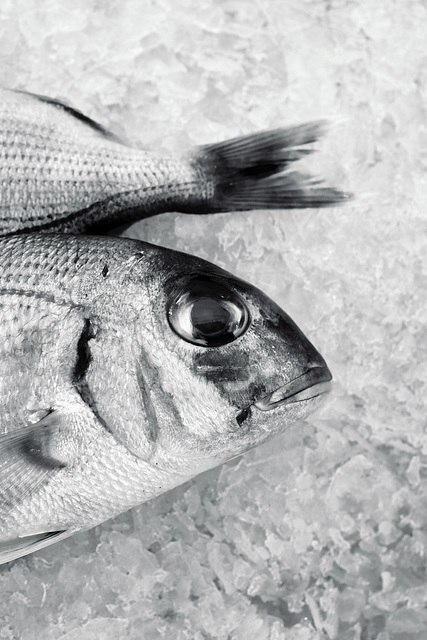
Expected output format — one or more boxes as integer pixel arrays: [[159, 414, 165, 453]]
[[0, 89, 347, 235]]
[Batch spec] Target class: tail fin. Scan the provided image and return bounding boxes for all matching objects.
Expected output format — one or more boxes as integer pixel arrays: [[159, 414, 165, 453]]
[[194, 122, 350, 211]]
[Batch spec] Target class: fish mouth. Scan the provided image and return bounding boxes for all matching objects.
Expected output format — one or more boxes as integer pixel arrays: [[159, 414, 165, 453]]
[[253, 366, 332, 411]]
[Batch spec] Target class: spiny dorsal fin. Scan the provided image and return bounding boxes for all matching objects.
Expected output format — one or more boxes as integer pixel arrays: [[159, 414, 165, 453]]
[[14, 89, 126, 145]]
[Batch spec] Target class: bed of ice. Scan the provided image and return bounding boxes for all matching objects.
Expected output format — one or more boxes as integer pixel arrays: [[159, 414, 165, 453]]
[[0, 1, 426, 639]]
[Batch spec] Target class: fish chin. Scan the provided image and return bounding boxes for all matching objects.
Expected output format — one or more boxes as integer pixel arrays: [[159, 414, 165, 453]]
[[196, 381, 332, 469], [261, 384, 329, 426], [220, 367, 332, 461], [223, 368, 332, 456]]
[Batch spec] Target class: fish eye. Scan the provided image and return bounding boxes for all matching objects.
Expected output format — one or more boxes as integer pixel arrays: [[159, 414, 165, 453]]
[[167, 277, 250, 347]]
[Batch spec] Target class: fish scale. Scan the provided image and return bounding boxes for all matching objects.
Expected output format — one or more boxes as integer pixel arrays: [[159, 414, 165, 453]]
[[0, 93, 198, 231], [0, 89, 346, 563]]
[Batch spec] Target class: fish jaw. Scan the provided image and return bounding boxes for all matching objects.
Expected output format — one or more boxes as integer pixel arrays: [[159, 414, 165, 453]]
[[228, 367, 333, 458], [197, 373, 333, 466], [253, 366, 332, 411]]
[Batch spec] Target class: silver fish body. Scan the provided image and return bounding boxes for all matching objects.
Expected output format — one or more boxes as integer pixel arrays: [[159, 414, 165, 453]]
[[0, 89, 347, 235], [0, 233, 331, 563]]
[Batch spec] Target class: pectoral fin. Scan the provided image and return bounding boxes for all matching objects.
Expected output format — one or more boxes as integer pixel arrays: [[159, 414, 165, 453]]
[[0, 411, 67, 510], [0, 529, 70, 565]]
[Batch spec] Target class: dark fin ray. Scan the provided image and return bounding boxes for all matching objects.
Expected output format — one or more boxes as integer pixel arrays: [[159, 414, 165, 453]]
[[220, 172, 352, 210], [201, 123, 323, 168], [14, 90, 125, 145], [0, 413, 66, 509], [0, 530, 69, 565], [195, 123, 351, 211]]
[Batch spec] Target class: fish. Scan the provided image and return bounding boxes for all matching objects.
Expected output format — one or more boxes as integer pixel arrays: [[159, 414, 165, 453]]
[[0, 90, 345, 564], [0, 89, 348, 235], [0, 233, 332, 564]]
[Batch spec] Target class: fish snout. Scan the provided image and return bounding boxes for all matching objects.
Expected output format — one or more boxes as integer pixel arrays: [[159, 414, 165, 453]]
[[253, 365, 332, 411]]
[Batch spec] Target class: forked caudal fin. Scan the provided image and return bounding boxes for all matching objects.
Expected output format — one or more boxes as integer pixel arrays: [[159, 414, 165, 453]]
[[194, 122, 351, 212]]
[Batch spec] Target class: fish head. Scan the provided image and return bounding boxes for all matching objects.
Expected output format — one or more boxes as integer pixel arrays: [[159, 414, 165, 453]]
[[119, 244, 332, 476], [0, 238, 333, 564]]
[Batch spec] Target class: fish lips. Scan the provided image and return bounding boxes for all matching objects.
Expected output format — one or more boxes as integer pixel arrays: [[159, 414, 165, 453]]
[[252, 366, 332, 411]]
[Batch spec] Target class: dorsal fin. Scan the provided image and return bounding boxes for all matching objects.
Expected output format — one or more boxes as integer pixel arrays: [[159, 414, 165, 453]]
[[14, 89, 126, 145]]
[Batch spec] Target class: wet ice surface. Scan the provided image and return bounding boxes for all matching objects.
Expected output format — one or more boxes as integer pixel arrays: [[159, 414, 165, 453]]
[[0, 0, 426, 639]]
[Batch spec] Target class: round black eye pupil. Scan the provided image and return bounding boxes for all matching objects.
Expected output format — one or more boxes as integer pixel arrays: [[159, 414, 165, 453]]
[[191, 298, 231, 337]]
